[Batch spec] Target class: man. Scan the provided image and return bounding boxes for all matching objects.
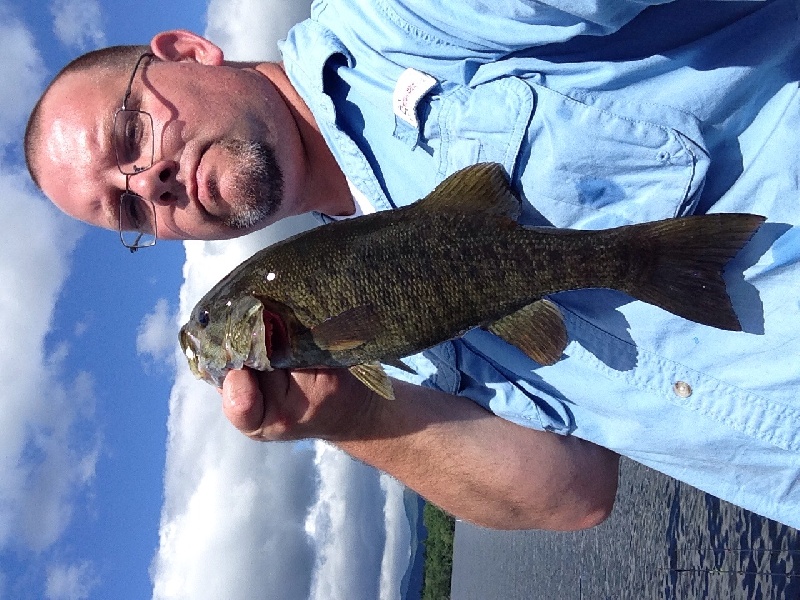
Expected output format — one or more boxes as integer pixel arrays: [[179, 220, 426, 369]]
[[25, 0, 800, 530]]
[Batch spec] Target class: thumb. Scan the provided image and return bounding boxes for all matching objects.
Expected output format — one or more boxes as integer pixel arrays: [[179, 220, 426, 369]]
[[221, 368, 266, 434]]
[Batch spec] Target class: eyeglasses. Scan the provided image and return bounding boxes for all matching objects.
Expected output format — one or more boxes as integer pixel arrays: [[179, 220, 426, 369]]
[[113, 52, 157, 252]]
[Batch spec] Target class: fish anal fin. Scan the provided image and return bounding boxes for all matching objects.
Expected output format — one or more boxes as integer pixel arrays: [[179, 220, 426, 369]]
[[417, 163, 521, 220], [311, 305, 380, 351], [487, 299, 567, 366], [349, 363, 395, 400]]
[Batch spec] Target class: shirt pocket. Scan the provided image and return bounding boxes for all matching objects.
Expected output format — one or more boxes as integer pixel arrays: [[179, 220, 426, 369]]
[[517, 82, 709, 228], [389, 74, 535, 178], [430, 76, 536, 180], [420, 76, 708, 228]]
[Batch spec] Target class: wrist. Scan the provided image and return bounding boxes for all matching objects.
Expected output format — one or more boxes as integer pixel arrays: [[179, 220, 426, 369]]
[[319, 370, 387, 442]]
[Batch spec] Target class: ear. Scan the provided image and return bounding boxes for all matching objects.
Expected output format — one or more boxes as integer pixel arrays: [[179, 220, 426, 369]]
[[150, 30, 224, 65]]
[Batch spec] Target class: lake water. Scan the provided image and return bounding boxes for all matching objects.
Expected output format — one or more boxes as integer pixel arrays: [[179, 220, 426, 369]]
[[451, 457, 800, 599]]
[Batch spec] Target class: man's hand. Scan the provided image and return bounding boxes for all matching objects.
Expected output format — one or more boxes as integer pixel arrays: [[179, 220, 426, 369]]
[[220, 367, 620, 531], [221, 367, 376, 442]]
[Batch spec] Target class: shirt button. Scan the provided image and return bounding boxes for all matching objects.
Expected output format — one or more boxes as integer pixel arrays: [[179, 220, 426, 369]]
[[673, 381, 693, 398]]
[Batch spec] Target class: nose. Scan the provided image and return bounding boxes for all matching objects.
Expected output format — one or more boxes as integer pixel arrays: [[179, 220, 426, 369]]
[[128, 159, 182, 204]]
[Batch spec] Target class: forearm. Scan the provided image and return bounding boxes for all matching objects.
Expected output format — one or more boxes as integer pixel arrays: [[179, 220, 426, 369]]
[[335, 378, 620, 531], [222, 367, 619, 529]]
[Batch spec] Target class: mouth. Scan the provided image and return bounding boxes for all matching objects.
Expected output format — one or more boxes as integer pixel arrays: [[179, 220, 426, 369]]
[[188, 144, 213, 213], [262, 309, 288, 364]]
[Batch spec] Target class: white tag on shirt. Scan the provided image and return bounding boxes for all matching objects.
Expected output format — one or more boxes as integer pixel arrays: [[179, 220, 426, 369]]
[[393, 68, 437, 128]]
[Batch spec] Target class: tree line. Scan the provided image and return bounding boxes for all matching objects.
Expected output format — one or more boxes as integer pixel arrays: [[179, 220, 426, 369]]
[[421, 502, 455, 600]]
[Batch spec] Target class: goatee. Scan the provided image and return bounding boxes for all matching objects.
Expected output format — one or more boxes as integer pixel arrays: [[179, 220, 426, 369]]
[[214, 139, 284, 230]]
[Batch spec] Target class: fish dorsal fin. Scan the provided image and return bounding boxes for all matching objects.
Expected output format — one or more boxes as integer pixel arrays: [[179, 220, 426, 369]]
[[417, 163, 521, 220], [349, 363, 395, 400], [486, 299, 567, 366], [311, 305, 380, 351]]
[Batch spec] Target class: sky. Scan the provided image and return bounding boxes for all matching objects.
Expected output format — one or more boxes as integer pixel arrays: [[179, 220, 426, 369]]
[[1, 1, 419, 598]]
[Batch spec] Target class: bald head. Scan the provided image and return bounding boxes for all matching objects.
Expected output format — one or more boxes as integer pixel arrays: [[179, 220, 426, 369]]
[[24, 44, 149, 189]]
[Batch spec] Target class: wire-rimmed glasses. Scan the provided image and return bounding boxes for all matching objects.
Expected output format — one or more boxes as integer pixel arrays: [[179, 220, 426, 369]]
[[113, 52, 157, 252]]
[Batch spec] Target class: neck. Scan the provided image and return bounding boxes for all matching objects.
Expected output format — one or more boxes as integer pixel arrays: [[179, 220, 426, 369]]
[[254, 61, 355, 218]]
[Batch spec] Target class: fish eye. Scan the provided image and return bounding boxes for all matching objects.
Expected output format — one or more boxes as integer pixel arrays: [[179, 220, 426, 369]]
[[198, 309, 210, 327]]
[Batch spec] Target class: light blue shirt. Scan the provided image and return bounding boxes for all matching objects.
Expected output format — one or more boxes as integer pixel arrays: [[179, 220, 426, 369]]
[[280, 0, 800, 528]]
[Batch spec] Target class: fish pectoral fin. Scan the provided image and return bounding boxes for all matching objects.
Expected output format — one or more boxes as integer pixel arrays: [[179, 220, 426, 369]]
[[349, 363, 395, 400], [310, 305, 380, 351], [486, 299, 567, 366], [417, 163, 521, 220]]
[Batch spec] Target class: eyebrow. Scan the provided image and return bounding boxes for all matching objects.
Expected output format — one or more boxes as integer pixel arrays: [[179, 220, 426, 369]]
[[101, 196, 118, 231], [98, 99, 116, 164], [97, 106, 121, 230]]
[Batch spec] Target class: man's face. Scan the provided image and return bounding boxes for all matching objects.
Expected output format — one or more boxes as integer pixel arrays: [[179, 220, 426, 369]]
[[33, 52, 303, 241]]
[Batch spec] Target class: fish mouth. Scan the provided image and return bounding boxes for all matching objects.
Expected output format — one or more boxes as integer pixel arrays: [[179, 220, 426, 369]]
[[179, 326, 223, 385], [180, 296, 275, 388], [262, 309, 289, 364]]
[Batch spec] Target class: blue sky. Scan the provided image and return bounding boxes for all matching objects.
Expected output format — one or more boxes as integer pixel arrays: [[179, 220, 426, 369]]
[[1, 0, 417, 598]]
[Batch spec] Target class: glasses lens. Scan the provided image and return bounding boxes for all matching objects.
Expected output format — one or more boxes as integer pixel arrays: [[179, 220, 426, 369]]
[[113, 110, 154, 174], [119, 192, 156, 248]]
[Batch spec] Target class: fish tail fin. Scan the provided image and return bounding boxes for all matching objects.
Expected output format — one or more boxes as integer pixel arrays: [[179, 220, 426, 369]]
[[619, 213, 765, 331]]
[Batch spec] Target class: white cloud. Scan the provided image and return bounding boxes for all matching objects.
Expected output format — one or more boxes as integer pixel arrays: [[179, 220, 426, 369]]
[[205, 0, 314, 61], [50, 0, 106, 51], [151, 370, 319, 600], [0, 9, 46, 148], [306, 445, 408, 600], [73, 319, 89, 337], [0, 164, 100, 554], [379, 479, 417, 599], [137, 298, 179, 371], [18, 369, 101, 552], [45, 561, 99, 600]]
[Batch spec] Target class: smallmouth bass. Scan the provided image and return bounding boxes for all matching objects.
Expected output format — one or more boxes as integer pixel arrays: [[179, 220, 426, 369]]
[[180, 163, 765, 399]]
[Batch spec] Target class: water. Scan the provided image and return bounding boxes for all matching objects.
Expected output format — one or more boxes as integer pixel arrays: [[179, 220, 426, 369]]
[[451, 457, 800, 599]]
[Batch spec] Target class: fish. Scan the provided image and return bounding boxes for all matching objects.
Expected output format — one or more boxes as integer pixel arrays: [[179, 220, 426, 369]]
[[179, 162, 765, 400]]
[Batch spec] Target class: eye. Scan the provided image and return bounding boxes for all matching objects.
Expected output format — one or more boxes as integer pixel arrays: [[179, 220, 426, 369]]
[[124, 117, 142, 158], [198, 309, 210, 327], [122, 196, 145, 229], [113, 110, 153, 172]]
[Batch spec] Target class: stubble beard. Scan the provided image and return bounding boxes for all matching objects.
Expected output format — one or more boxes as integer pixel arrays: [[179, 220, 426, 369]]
[[214, 139, 284, 231]]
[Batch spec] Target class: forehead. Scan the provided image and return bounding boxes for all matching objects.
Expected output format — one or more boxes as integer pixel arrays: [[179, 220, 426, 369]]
[[34, 69, 122, 226], [39, 66, 123, 165]]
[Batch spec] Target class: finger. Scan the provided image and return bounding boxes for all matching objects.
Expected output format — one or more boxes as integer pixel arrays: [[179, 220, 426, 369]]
[[221, 369, 266, 434]]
